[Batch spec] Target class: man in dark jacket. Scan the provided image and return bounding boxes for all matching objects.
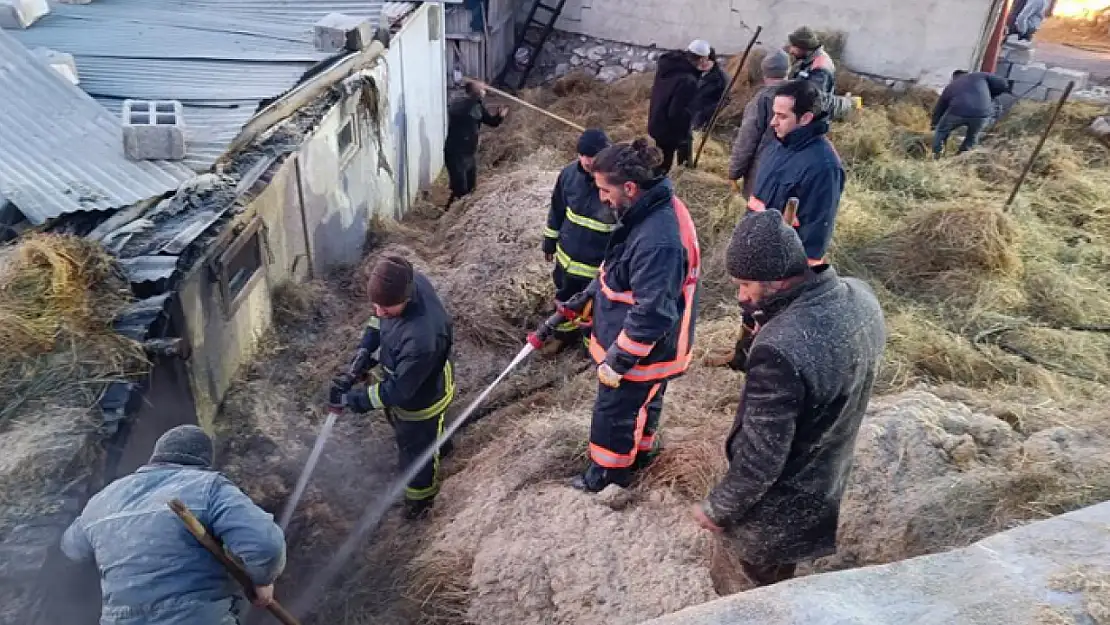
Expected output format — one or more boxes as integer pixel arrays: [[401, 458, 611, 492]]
[[729, 50, 791, 199], [785, 26, 836, 101], [691, 48, 729, 131], [553, 139, 701, 492], [62, 425, 287, 625], [443, 80, 508, 209], [749, 79, 844, 267], [692, 209, 886, 587], [543, 128, 615, 351], [931, 70, 1012, 156], [648, 40, 712, 174], [332, 254, 455, 519]]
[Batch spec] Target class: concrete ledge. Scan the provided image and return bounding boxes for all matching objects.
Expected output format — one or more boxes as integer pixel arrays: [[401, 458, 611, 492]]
[[638, 502, 1110, 625]]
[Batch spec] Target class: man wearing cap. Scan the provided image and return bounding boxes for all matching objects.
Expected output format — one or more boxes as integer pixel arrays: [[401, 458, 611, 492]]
[[729, 50, 792, 199], [444, 79, 509, 210], [542, 128, 615, 352], [648, 39, 713, 174], [62, 425, 287, 624], [748, 79, 844, 268], [785, 26, 836, 99], [331, 254, 455, 520], [692, 209, 885, 587], [690, 47, 730, 131]]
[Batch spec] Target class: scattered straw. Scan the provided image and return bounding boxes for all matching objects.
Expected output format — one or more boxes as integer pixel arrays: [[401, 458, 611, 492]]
[[1050, 567, 1110, 625]]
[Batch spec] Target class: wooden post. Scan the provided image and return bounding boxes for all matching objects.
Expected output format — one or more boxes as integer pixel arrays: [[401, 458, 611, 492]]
[[692, 26, 763, 169], [168, 499, 301, 625], [1004, 81, 1075, 211]]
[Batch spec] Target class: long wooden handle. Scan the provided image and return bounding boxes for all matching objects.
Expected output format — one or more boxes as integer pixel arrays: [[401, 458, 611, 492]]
[[168, 499, 301, 625], [783, 197, 799, 226], [693, 25, 764, 168], [481, 83, 587, 132]]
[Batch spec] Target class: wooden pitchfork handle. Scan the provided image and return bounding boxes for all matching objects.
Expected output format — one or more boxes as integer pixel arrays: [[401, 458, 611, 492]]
[[168, 499, 301, 625]]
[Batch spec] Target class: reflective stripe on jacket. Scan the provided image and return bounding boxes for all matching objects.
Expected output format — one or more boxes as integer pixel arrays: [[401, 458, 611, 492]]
[[543, 161, 616, 279], [357, 271, 455, 419], [587, 178, 700, 382]]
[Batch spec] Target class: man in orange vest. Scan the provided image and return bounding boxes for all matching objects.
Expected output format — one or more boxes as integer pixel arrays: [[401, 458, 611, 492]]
[[552, 138, 701, 493]]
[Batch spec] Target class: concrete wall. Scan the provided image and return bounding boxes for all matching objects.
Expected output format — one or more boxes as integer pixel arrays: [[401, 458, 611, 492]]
[[386, 2, 448, 214], [555, 0, 996, 82], [639, 501, 1110, 625]]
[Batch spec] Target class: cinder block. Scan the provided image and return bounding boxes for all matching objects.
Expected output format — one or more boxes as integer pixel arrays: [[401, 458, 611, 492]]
[[1009, 62, 1047, 85], [313, 12, 373, 53], [1041, 66, 1089, 91], [32, 47, 79, 85], [995, 59, 1013, 78], [1020, 85, 1049, 101], [1004, 46, 1035, 64], [0, 0, 49, 29], [121, 100, 186, 161]]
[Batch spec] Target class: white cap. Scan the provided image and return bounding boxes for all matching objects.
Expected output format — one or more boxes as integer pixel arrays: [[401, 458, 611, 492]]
[[686, 39, 711, 57]]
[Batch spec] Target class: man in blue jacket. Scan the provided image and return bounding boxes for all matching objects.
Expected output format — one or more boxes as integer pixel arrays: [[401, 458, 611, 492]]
[[332, 254, 455, 519], [542, 128, 615, 352], [555, 138, 701, 493], [62, 425, 287, 625], [931, 70, 1012, 156], [748, 78, 844, 268]]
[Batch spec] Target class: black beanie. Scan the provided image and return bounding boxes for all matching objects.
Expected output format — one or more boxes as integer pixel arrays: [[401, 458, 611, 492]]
[[150, 425, 214, 468], [727, 210, 809, 281], [577, 129, 611, 157], [368, 254, 414, 306]]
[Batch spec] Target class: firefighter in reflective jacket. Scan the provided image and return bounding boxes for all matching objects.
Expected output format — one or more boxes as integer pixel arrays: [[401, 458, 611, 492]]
[[331, 254, 455, 520], [542, 129, 615, 351], [557, 138, 701, 493]]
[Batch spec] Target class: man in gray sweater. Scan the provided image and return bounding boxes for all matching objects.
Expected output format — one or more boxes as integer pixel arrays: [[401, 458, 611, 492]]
[[931, 70, 1012, 157], [728, 50, 791, 199]]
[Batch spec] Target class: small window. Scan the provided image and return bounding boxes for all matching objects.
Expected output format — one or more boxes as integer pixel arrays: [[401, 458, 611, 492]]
[[215, 217, 266, 316], [338, 115, 359, 166]]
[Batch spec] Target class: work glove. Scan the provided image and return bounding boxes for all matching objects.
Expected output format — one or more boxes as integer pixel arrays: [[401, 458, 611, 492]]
[[332, 373, 355, 394], [328, 381, 349, 412], [598, 362, 623, 388], [344, 384, 375, 414]]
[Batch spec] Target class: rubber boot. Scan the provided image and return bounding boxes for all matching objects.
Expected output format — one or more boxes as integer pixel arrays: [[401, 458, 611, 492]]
[[632, 435, 663, 472], [403, 498, 434, 520], [570, 462, 631, 493]]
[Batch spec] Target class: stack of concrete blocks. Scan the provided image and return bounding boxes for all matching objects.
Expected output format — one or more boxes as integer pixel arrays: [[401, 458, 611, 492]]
[[996, 41, 1090, 102], [0, 0, 49, 29], [32, 47, 79, 85], [313, 12, 374, 53], [122, 100, 187, 161]]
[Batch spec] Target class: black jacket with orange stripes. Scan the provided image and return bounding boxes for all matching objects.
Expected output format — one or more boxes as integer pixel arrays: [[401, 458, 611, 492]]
[[346, 272, 455, 419], [543, 161, 617, 280], [584, 178, 701, 383]]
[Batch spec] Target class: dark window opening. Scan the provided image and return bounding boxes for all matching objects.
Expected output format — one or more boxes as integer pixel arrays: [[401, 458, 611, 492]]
[[226, 230, 262, 301]]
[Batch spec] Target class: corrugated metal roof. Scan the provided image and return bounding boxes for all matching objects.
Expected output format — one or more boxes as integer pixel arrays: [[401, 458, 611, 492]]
[[385, 2, 419, 24], [7, 0, 387, 174], [118, 256, 183, 286], [0, 30, 194, 225]]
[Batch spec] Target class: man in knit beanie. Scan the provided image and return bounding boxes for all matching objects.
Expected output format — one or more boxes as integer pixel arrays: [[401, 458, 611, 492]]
[[692, 209, 886, 588], [785, 25, 836, 97], [542, 128, 615, 354], [729, 49, 792, 199], [332, 252, 455, 520], [62, 425, 287, 623]]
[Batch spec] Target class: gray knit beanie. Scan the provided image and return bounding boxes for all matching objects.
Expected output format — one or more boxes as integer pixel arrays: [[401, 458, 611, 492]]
[[150, 425, 215, 468], [761, 50, 791, 80], [788, 26, 822, 52], [727, 210, 809, 281]]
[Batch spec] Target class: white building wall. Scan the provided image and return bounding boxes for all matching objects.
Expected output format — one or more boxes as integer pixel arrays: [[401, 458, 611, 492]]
[[555, 0, 996, 83], [386, 3, 448, 214]]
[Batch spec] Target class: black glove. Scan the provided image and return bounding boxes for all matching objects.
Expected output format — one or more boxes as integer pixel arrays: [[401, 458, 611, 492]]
[[542, 237, 557, 256], [332, 373, 355, 394], [345, 385, 374, 414], [562, 289, 592, 315], [328, 381, 348, 411]]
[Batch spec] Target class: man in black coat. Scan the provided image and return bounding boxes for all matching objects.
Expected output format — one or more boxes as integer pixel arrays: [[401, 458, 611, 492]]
[[692, 209, 886, 587], [691, 48, 729, 131], [648, 40, 712, 174], [931, 70, 1012, 157], [443, 80, 508, 209]]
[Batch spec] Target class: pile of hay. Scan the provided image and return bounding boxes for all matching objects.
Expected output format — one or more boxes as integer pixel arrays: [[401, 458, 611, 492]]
[[0, 234, 146, 533]]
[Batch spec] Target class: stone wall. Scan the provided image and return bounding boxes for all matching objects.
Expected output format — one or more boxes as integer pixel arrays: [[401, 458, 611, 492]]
[[526, 30, 665, 86]]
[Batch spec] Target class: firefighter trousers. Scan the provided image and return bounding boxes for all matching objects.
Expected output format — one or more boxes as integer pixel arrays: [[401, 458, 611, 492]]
[[588, 379, 667, 469], [386, 409, 446, 502], [552, 263, 593, 345]]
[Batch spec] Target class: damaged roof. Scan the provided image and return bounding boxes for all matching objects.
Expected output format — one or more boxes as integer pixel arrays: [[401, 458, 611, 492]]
[[0, 29, 194, 226], [8, 0, 387, 173]]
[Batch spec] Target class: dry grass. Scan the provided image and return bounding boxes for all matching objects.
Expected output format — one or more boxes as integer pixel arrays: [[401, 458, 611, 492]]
[[1050, 567, 1110, 625], [405, 551, 474, 625]]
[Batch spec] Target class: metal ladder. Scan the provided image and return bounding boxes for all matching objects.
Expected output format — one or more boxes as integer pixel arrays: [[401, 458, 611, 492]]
[[494, 0, 568, 91]]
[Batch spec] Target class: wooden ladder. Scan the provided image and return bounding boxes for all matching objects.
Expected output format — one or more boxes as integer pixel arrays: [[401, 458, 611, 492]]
[[494, 0, 568, 91]]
